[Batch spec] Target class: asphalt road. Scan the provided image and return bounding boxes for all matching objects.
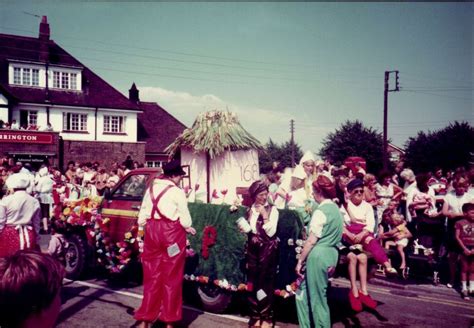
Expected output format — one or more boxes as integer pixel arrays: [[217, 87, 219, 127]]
[[36, 235, 474, 327], [54, 274, 473, 328]]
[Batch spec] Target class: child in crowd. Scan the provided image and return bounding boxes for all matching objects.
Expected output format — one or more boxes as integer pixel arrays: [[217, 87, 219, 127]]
[[455, 203, 474, 300], [46, 219, 69, 265], [410, 188, 437, 218], [379, 209, 412, 278]]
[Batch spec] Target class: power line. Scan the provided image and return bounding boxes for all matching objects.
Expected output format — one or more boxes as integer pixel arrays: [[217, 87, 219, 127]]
[[0, 44, 374, 86], [402, 89, 472, 101], [1, 24, 472, 87], [0, 25, 324, 69]]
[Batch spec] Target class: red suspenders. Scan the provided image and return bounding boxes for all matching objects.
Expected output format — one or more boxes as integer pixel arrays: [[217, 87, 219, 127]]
[[149, 184, 174, 220]]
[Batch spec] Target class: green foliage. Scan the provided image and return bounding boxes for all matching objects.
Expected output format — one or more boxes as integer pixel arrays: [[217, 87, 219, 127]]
[[404, 121, 474, 173], [187, 203, 302, 287], [259, 139, 304, 173], [319, 120, 384, 173]]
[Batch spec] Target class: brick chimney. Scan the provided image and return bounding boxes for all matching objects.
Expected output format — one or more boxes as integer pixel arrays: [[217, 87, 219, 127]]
[[39, 16, 50, 62], [129, 83, 140, 103]]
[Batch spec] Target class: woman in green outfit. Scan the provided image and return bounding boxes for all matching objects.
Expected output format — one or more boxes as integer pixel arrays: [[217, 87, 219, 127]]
[[295, 175, 344, 328]]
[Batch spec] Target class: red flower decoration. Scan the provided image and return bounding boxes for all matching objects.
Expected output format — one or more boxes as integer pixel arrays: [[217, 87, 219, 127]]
[[212, 189, 219, 199], [221, 189, 228, 195], [195, 183, 200, 191], [201, 225, 217, 259]]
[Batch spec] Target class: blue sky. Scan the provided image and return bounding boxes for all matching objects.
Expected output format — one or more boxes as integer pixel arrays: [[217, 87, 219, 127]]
[[1, 2, 472, 154]]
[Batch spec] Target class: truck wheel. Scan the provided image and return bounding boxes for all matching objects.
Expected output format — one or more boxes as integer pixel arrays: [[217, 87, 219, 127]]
[[65, 234, 88, 279], [197, 284, 232, 313]]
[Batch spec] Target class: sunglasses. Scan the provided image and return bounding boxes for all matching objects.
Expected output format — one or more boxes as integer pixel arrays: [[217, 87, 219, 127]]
[[352, 189, 364, 195]]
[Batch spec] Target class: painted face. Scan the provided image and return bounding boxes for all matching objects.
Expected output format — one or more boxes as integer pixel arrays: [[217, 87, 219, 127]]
[[254, 190, 268, 206]]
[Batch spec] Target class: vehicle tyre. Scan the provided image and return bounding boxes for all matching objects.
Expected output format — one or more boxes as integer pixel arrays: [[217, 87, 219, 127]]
[[65, 234, 88, 279], [197, 284, 232, 313]]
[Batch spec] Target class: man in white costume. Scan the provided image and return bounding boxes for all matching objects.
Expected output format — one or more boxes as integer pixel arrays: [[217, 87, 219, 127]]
[[299, 151, 317, 199]]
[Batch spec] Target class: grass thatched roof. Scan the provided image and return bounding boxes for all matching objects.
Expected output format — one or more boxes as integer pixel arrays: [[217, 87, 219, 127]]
[[165, 110, 263, 159]]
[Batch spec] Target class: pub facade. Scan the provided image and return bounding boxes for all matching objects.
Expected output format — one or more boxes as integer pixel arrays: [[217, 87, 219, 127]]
[[0, 16, 185, 170]]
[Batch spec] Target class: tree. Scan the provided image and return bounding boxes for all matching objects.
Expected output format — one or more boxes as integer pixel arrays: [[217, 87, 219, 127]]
[[319, 120, 384, 173], [404, 121, 474, 173], [258, 139, 303, 173]]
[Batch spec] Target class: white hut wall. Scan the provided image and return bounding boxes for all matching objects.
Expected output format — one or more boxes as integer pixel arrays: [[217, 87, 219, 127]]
[[209, 149, 259, 204]]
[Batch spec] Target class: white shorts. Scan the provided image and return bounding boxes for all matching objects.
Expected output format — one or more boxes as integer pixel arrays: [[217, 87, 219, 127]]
[[396, 238, 409, 247]]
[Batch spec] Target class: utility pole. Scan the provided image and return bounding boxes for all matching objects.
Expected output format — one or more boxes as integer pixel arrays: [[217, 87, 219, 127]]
[[290, 119, 295, 167], [383, 70, 400, 170]]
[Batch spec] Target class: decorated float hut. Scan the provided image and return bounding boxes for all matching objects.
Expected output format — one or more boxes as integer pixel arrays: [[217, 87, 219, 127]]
[[166, 110, 263, 204], [164, 111, 302, 311]]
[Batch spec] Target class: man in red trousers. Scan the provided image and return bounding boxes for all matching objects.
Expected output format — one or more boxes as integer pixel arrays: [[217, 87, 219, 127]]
[[134, 160, 196, 328]]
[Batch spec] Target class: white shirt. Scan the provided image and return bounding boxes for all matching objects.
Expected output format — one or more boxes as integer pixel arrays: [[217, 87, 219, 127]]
[[342, 200, 375, 232], [288, 188, 309, 208], [0, 190, 41, 233], [444, 192, 473, 215], [309, 199, 332, 238], [138, 178, 192, 228], [47, 234, 68, 256], [36, 175, 54, 204], [248, 204, 279, 237]]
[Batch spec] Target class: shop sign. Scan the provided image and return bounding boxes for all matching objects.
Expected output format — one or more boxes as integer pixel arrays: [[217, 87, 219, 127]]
[[0, 131, 53, 144]]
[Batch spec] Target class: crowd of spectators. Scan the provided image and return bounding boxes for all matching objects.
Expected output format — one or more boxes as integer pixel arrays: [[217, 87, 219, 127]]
[[0, 156, 145, 232], [263, 154, 474, 303]]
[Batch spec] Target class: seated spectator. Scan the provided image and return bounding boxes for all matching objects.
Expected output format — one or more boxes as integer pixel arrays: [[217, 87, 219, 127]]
[[342, 179, 397, 276], [0, 250, 64, 328], [379, 210, 412, 278]]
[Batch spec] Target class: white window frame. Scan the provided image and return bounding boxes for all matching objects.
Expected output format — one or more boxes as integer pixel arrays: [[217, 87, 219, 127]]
[[61, 72, 69, 89], [13, 67, 21, 84], [70, 73, 77, 90], [52, 70, 80, 90], [28, 110, 38, 126], [146, 161, 164, 168], [32, 69, 39, 86], [11, 66, 41, 87], [53, 71, 61, 88], [63, 113, 88, 132], [103, 115, 125, 133]]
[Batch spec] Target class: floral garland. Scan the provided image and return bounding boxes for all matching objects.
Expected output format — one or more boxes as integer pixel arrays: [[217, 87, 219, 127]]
[[58, 196, 139, 274], [182, 237, 306, 298], [201, 225, 217, 259], [58, 198, 305, 294]]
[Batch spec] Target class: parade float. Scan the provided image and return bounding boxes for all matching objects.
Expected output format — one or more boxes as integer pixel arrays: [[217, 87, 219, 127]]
[[56, 110, 306, 313], [165, 110, 263, 204]]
